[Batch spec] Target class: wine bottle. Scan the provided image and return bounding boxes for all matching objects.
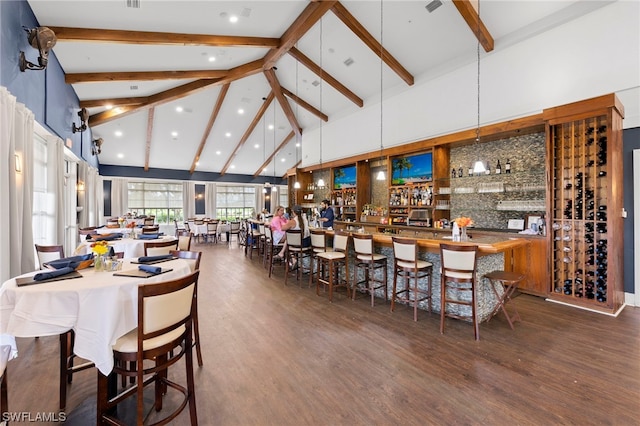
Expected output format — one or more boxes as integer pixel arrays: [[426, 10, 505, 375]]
[[468, 165, 473, 177], [485, 161, 491, 175], [451, 167, 457, 178], [458, 167, 463, 178], [505, 159, 511, 174], [495, 160, 502, 174]]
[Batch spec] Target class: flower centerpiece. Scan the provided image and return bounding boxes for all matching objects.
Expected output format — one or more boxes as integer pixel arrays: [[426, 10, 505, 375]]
[[453, 216, 473, 241], [91, 241, 109, 271], [118, 216, 125, 228]]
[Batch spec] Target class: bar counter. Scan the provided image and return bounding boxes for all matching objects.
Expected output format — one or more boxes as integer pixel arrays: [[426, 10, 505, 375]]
[[323, 225, 529, 323]]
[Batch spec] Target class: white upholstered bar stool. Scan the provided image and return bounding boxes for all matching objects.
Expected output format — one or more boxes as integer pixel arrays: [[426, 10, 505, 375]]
[[352, 233, 388, 307], [390, 237, 433, 321], [316, 231, 351, 302], [439, 243, 480, 340]]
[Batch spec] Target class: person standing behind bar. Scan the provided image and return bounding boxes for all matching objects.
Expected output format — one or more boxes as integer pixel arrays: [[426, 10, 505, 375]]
[[319, 199, 334, 229]]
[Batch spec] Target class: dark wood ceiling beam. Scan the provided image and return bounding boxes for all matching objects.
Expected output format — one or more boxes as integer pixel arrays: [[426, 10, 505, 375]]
[[284, 159, 302, 179], [452, 0, 494, 52], [66, 70, 228, 84], [220, 91, 275, 176], [253, 131, 295, 177], [190, 83, 230, 174], [288, 47, 363, 107], [47, 27, 279, 48], [80, 97, 146, 109], [331, 2, 414, 86], [144, 107, 154, 172], [88, 79, 220, 126], [281, 87, 328, 122], [263, 69, 302, 140], [263, 1, 337, 69]]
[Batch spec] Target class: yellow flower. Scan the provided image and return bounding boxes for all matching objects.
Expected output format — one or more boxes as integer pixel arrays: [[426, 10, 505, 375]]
[[454, 217, 473, 228], [91, 241, 109, 256]]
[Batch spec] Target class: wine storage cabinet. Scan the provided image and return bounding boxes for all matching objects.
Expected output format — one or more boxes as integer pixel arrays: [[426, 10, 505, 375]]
[[545, 94, 624, 314]]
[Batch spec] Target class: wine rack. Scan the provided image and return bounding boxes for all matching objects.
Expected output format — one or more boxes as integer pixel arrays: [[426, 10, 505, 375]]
[[545, 94, 624, 313]]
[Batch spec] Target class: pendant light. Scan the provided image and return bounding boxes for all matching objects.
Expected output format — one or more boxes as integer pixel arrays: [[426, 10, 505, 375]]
[[272, 104, 277, 192], [293, 44, 302, 190], [262, 109, 268, 193], [316, 17, 325, 189], [472, 1, 486, 174], [376, 0, 386, 181]]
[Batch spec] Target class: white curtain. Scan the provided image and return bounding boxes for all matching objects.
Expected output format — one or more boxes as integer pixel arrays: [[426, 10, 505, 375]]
[[78, 162, 103, 227], [183, 181, 195, 219], [110, 178, 129, 217], [45, 135, 65, 246], [205, 182, 216, 218], [0, 87, 35, 281]]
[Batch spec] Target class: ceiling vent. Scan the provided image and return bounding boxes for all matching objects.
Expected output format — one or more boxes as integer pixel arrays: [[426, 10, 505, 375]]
[[425, 0, 443, 13], [311, 80, 320, 87], [241, 8, 251, 18], [129, 85, 138, 90], [126, 0, 141, 9], [343, 57, 354, 67]]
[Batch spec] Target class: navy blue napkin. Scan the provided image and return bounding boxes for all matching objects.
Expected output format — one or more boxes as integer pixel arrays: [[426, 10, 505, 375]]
[[90, 233, 122, 241], [137, 254, 172, 263], [33, 266, 76, 281], [46, 254, 93, 270], [138, 234, 159, 240], [138, 265, 162, 275]]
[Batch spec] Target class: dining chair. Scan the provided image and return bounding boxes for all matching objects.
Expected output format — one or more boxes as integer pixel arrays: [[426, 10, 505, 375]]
[[143, 217, 155, 226], [440, 243, 480, 340], [141, 225, 160, 234], [97, 271, 199, 425], [352, 233, 388, 307], [59, 331, 94, 410], [228, 221, 241, 245], [143, 239, 178, 256], [391, 237, 433, 321], [170, 250, 203, 366], [34, 244, 65, 269], [0, 344, 11, 420], [177, 230, 192, 251], [316, 231, 351, 302], [205, 221, 218, 244], [283, 229, 312, 287]]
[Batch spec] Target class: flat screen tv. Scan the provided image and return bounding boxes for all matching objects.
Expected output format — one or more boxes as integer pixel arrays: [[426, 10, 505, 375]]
[[333, 165, 357, 189], [391, 151, 433, 185]]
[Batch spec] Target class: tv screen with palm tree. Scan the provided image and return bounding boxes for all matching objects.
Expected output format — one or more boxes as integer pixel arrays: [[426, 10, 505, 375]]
[[391, 151, 433, 185], [333, 165, 357, 189]]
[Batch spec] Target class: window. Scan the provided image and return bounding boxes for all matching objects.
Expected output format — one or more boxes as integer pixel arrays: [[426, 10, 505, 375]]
[[216, 185, 256, 220], [128, 182, 183, 224], [279, 186, 288, 208], [32, 134, 52, 247]]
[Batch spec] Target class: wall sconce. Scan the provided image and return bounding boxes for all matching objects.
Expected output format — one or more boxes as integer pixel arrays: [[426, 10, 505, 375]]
[[19, 26, 57, 72], [91, 138, 103, 155], [72, 108, 89, 133], [15, 154, 22, 173], [76, 181, 85, 192]]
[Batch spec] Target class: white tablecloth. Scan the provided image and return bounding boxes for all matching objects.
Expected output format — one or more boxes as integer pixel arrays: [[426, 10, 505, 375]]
[[74, 236, 177, 258], [96, 227, 141, 236], [0, 258, 191, 375]]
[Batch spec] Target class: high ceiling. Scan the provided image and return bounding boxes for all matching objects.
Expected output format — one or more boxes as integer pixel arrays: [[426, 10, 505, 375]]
[[26, 0, 603, 179]]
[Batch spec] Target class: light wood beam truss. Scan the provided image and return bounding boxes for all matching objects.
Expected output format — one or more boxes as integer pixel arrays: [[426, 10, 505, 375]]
[[220, 91, 275, 176], [281, 87, 327, 122], [144, 107, 154, 171], [190, 83, 230, 174], [254, 131, 295, 177], [452, 0, 494, 52], [263, 69, 302, 140]]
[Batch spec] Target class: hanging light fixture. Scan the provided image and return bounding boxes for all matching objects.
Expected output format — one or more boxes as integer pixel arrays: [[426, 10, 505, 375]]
[[272, 104, 277, 192], [316, 17, 326, 189], [472, 1, 486, 174], [293, 45, 302, 190], [376, 0, 386, 181]]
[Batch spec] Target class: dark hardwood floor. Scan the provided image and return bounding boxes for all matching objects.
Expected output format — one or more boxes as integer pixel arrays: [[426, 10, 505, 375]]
[[5, 240, 640, 425]]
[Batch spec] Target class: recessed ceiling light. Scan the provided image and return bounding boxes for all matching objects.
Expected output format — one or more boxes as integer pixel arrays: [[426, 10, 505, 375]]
[[117, 153, 124, 159], [229, 15, 238, 23], [230, 164, 236, 169], [254, 144, 259, 149], [115, 107, 123, 113], [176, 106, 183, 112], [263, 167, 268, 172], [105, 104, 113, 110], [216, 151, 221, 155], [208, 56, 216, 62], [225, 132, 231, 137], [281, 158, 285, 162], [114, 130, 123, 137], [237, 108, 244, 115], [196, 161, 200, 166], [268, 124, 274, 130], [296, 142, 301, 147], [171, 131, 178, 137]]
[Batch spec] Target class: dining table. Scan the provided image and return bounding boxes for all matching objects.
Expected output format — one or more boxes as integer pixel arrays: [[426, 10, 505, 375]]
[[74, 235, 177, 258], [0, 257, 192, 375]]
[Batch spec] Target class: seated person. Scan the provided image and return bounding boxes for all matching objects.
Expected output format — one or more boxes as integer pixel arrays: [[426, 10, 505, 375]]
[[276, 205, 311, 265]]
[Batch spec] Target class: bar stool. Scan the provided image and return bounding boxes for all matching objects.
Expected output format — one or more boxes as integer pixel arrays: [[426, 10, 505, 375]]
[[284, 229, 312, 287], [308, 229, 328, 287], [483, 270, 524, 329], [316, 231, 351, 302], [439, 243, 480, 340], [390, 237, 433, 321], [265, 226, 285, 277], [352, 233, 388, 307]]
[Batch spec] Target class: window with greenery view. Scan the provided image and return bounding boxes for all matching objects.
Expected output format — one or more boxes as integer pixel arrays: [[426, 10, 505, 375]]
[[128, 182, 183, 224], [216, 185, 256, 220]]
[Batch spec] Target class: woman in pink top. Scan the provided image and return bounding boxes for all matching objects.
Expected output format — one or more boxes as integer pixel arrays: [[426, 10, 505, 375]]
[[270, 205, 290, 246]]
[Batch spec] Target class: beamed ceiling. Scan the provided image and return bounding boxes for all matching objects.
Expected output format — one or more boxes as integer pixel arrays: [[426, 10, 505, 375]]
[[26, 0, 598, 179]]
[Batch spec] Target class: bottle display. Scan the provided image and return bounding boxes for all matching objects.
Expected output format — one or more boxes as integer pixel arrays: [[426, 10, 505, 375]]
[[495, 160, 502, 174], [485, 161, 490, 175], [505, 159, 511, 174]]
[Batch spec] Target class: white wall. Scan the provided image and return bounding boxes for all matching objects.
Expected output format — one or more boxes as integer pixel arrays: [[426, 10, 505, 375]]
[[300, 0, 640, 166]]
